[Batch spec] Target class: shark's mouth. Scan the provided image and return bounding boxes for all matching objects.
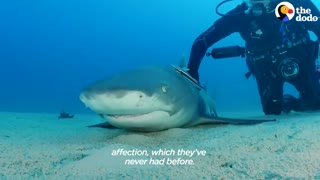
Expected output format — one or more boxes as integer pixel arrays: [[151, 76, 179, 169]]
[[102, 111, 170, 120], [104, 113, 151, 119]]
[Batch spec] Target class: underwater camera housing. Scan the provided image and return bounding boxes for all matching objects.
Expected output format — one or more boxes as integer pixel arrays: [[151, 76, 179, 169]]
[[271, 45, 301, 80], [207, 45, 300, 80], [277, 58, 300, 80]]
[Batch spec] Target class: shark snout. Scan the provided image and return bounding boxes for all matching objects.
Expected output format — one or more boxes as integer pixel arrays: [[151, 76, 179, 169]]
[[80, 90, 156, 115], [80, 89, 131, 101]]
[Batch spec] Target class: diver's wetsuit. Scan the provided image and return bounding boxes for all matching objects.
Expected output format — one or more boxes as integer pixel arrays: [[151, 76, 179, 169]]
[[187, 0, 320, 115]]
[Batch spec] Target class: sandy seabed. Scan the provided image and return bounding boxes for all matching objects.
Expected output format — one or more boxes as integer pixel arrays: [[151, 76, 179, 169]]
[[1, 111, 320, 179]]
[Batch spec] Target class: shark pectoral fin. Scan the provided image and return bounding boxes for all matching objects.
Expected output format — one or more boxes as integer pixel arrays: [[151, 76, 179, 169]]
[[194, 116, 276, 125], [88, 122, 118, 129]]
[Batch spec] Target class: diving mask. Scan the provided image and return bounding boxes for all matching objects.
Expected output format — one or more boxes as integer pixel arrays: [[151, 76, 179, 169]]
[[245, 0, 273, 16]]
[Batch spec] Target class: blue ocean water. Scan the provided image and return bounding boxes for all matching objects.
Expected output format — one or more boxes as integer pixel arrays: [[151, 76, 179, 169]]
[[2, 0, 316, 114], [1, 1, 320, 179]]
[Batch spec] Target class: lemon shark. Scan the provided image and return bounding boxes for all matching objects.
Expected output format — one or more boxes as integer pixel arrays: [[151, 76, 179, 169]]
[[80, 65, 275, 132]]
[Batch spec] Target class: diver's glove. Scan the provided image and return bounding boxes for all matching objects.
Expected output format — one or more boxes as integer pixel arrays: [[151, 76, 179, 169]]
[[187, 69, 199, 82]]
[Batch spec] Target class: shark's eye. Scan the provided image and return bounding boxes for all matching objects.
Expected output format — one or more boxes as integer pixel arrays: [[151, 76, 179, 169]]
[[161, 85, 168, 93]]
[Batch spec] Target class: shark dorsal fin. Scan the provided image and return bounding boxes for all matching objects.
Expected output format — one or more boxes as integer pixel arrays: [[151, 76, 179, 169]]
[[178, 53, 189, 71]]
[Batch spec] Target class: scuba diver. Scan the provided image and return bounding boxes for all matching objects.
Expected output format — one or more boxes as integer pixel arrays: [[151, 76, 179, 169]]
[[187, 0, 320, 115]]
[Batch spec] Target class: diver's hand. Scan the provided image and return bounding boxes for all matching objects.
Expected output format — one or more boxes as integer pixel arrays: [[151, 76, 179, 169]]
[[187, 69, 199, 82]]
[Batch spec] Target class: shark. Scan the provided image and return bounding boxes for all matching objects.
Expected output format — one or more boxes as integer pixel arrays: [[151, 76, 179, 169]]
[[79, 65, 275, 132]]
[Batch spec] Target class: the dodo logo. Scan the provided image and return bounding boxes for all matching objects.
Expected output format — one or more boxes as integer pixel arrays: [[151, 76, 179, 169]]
[[275, 2, 295, 22], [275, 1, 318, 22]]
